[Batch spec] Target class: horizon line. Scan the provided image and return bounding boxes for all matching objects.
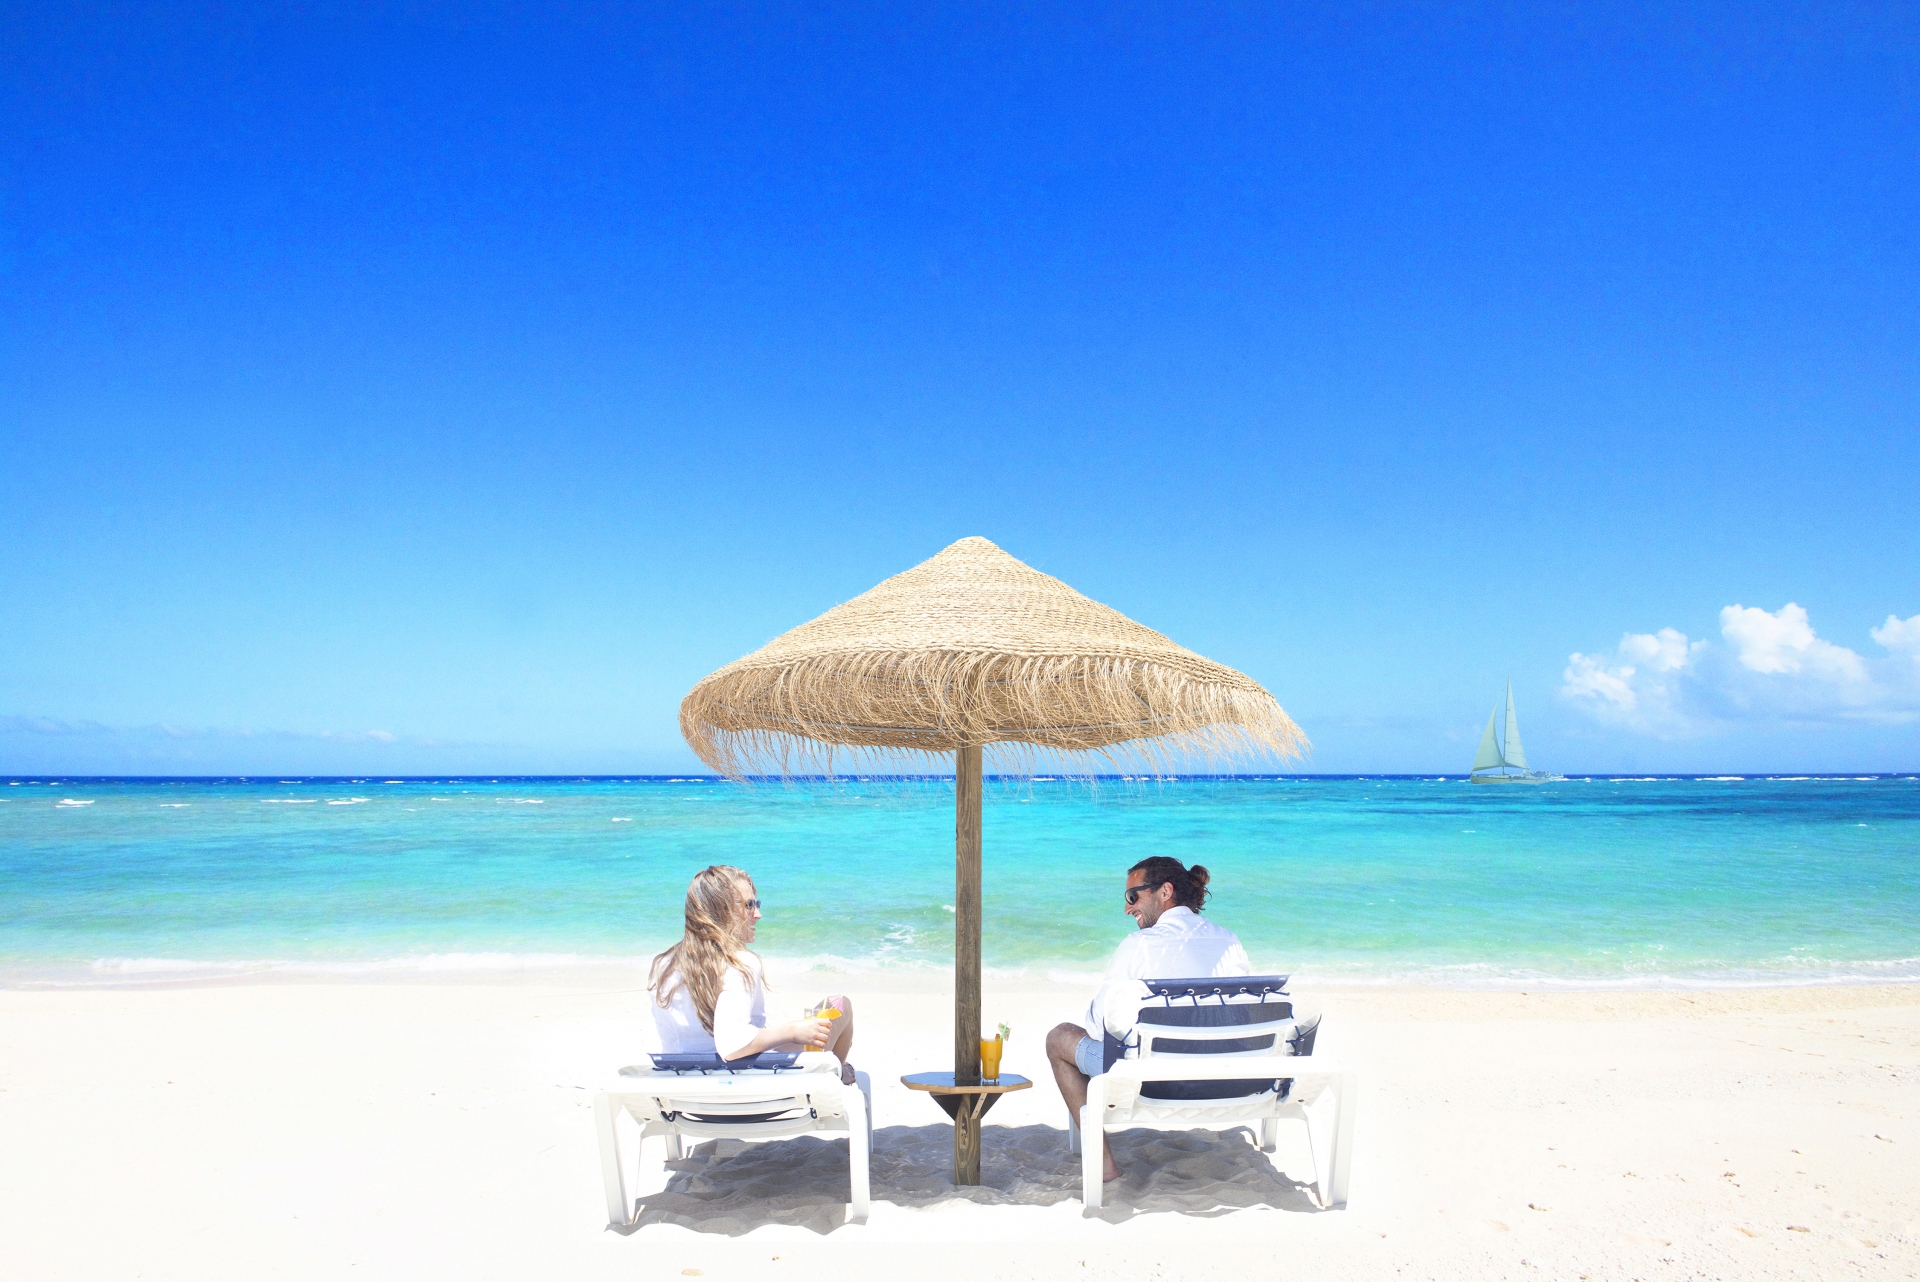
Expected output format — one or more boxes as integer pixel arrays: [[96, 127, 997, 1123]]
[[5, 773, 1916, 784]]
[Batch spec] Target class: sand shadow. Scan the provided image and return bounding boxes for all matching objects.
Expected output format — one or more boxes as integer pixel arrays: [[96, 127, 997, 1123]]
[[618, 1123, 1323, 1235]]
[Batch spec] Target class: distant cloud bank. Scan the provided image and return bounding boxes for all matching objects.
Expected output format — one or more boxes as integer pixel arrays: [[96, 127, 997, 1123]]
[[1, 716, 406, 746], [0, 716, 442, 774], [1562, 604, 1920, 736]]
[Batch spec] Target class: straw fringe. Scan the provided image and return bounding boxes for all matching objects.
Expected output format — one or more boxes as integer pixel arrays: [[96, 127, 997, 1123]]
[[680, 537, 1307, 779]]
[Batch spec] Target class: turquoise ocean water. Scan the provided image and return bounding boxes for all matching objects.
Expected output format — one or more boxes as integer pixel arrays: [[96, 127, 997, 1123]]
[[4, 775, 1917, 988]]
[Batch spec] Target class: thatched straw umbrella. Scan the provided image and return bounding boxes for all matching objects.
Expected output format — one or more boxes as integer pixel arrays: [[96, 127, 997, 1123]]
[[680, 537, 1304, 1174]]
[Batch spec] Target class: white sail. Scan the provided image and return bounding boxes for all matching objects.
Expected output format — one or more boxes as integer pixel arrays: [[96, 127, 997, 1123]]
[[1471, 708, 1505, 771], [1502, 681, 1530, 769]]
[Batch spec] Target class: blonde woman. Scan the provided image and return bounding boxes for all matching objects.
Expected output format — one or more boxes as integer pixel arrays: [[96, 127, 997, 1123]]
[[649, 865, 856, 1084]]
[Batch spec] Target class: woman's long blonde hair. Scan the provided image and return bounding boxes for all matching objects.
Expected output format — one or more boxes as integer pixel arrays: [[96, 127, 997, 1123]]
[[650, 865, 760, 1034]]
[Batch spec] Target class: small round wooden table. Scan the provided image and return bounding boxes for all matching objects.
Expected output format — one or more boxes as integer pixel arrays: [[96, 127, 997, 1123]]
[[901, 1072, 1033, 1185]]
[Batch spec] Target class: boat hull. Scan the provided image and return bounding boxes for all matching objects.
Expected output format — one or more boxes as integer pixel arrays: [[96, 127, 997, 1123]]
[[1470, 772, 1562, 785]]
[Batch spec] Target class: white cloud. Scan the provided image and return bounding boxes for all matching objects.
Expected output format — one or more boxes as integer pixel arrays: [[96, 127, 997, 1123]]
[[1720, 603, 1867, 680], [1872, 613, 1920, 662], [1621, 626, 1697, 673], [1562, 604, 1920, 736], [1560, 627, 1704, 731], [1562, 650, 1639, 711]]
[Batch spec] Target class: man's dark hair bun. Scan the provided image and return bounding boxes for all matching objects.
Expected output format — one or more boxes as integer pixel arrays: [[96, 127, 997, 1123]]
[[1126, 856, 1213, 912]]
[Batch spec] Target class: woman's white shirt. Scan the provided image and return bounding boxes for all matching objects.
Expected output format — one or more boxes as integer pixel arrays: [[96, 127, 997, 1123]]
[[652, 954, 768, 1060]]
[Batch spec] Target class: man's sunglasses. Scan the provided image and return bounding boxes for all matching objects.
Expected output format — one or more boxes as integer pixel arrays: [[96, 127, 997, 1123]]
[[1125, 880, 1166, 906]]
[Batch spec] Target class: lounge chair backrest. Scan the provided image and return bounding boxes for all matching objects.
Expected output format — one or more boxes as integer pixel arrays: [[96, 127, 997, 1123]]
[[646, 1051, 803, 1073], [1126, 974, 1298, 1101]]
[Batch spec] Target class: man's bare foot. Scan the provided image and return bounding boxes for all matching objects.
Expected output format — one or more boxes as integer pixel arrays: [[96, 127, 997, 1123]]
[[1104, 1157, 1122, 1183]]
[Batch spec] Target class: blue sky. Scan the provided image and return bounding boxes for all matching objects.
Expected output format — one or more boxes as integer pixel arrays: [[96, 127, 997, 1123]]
[[3, 3, 1917, 775]]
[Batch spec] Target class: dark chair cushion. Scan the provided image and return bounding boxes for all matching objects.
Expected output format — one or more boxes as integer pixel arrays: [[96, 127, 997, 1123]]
[[1130, 979, 1297, 1101], [680, 1108, 808, 1125], [647, 1051, 802, 1073]]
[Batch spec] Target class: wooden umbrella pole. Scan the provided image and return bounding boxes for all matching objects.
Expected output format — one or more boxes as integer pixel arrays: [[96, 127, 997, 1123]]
[[953, 743, 984, 1182], [954, 743, 983, 1089]]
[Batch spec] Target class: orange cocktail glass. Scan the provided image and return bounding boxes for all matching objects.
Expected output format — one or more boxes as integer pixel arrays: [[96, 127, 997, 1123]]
[[979, 1035, 1003, 1083], [810, 1002, 842, 1050]]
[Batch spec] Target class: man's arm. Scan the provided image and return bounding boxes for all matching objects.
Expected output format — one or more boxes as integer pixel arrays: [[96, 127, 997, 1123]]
[[1086, 934, 1149, 1041]]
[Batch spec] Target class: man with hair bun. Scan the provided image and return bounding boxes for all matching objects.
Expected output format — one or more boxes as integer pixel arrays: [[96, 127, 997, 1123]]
[[1044, 856, 1319, 1183]]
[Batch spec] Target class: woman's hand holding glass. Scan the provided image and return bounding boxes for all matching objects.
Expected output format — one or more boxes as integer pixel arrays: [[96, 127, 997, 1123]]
[[789, 1004, 839, 1050], [791, 1016, 833, 1049]]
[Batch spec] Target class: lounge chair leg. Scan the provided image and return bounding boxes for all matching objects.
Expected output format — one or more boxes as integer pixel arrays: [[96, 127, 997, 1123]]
[[1067, 1113, 1080, 1155], [1300, 1082, 1348, 1209], [1260, 1118, 1279, 1153], [665, 1128, 684, 1161], [1300, 1092, 1328, 1207], [1079, 1104, 1103, 1212], [594, 1094, 632, 1227], [1325, 1073, 1358, 1209], [840, 1074, 871, 1220], [855, 1071, 874, 1160], [845, 1079, 872, 1223]]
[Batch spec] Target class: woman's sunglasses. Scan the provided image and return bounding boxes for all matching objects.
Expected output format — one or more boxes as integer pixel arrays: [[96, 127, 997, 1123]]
[[1125, 881, 1166, 906]]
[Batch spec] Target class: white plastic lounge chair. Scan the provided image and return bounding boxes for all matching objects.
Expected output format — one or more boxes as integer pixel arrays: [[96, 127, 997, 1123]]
[[1070, 976, 1358, 1213], [594, 1051, 874, 1228]]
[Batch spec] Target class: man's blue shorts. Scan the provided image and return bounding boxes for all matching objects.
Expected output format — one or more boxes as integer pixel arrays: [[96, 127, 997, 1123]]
[[1073, 1034, 1104, 1078]]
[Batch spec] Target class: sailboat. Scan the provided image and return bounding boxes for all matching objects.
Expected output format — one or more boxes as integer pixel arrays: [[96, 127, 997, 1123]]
[[1470, 680, 1563, 784]]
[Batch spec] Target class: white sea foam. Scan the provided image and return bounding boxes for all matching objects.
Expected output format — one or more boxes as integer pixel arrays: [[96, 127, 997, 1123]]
[[1704, 776, 1746, 782], [610, 817, 632, 822], [758, 952, 942, 977], [91, 958, 270, 975], [81, 953, 660, 980], [262, 799, 318, 804], [1041, 965, 1109, 986], [327, 798, 371, 805], [1294, 954, 1920, 991], [56, 799, 94, 806], [8, 947, 1911, 993]]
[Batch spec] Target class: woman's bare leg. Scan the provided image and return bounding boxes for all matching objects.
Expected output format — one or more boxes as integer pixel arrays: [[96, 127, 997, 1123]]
[[823, 994, 856, 1084]]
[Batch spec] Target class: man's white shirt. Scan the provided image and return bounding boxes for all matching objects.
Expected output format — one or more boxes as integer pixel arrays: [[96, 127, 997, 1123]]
[[1083, 906, 1251, 1040]]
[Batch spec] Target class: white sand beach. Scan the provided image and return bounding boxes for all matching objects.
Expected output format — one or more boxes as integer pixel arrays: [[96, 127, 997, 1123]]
[[3, 974, 1915, 1280]]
